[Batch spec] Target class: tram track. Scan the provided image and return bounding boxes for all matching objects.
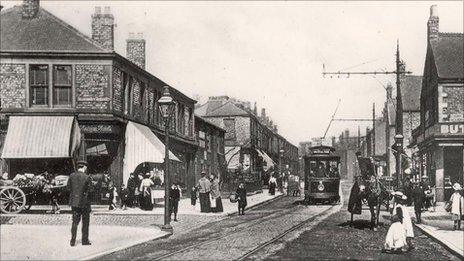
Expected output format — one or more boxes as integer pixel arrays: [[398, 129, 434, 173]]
[[151, 201, 339, 261]]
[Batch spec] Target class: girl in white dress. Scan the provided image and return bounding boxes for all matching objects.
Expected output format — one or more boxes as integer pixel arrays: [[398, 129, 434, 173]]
[[392, 192, 414, 250]]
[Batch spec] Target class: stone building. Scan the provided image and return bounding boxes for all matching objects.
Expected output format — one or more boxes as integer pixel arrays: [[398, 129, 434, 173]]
[[196, 96, 298, 191], [411, 5, 464, 202], [0, 1, 197, 192]]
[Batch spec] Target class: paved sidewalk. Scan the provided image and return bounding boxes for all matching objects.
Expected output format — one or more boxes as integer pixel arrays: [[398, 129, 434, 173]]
[[414, 208, 464, 258], [0, 224, 169, 260], [95, 189, 283, 216]]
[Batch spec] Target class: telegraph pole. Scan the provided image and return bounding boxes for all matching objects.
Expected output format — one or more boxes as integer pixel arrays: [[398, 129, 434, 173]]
[[322, 40, 411, 188], [372, 102, 376, 157]]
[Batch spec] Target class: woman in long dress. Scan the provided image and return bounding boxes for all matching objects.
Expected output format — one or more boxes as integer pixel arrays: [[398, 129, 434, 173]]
[[210, 174, 223, 213], [139, 173, 154, 210], [269, 175, 277, 195]]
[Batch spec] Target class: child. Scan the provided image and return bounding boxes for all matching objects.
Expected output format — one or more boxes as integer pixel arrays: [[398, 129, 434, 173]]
[[383, 212, 407, 254], [170, 183, 181, 221], [190, 186, 198, 206], [107, 185, 118, 210], [393, 192, 414, 250], [236, 183, 247, 215], [449, 183, 464, 230], [120, 185, 129, 210]]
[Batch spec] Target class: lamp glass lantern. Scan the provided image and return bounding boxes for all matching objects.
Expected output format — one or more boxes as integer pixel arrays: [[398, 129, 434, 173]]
[[158, 86, 175, 120]]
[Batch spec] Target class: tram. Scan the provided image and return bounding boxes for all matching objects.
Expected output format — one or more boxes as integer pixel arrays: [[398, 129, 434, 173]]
[[303, 145, 341, 204]]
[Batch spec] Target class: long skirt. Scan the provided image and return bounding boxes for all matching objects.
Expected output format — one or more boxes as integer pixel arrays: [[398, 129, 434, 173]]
[[269, 183, 276, 195], [199, 192, 211, 213], [212, 197, 223, 213], [140, 190, 153, 211]]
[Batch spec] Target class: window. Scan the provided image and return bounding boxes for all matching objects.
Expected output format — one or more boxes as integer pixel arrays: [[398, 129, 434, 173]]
[[53, 65, 72, 106], [30, 65, 49, 106]]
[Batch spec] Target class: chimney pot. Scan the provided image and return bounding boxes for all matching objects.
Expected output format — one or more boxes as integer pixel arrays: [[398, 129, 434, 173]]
[[430, 5, 438, 17], [104, 6, 111, 14], [95, 6, 101, 14]]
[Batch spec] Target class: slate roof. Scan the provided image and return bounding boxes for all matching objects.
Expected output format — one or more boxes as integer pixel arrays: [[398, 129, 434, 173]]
[[204, 101, 249, 117], [0, 6, 107, 53], [400, 75, 422, 111], [430, 33, 464, 79]]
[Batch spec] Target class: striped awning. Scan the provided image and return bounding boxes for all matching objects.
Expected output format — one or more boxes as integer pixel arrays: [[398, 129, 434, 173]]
[[1, 116, 81, 159], [260, 150, 275, 171], [123, 121, 180, 185]]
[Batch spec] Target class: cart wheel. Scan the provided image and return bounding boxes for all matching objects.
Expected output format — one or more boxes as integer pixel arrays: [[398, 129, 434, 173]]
[[0, 187, 26, 214]]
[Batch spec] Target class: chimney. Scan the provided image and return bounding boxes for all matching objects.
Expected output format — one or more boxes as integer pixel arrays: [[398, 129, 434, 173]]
[[126, 32, 146, 69], [22, 0, 40, 19], [92, 6, 114, 51], [269, 120, 273, 128], [273, 125, 278, 133], [427, 5, 439, 42], [261, 108, 266, 121], [386, 83, 393, 99], [344, 129, 350, 138], [253, 102, 257, 115]]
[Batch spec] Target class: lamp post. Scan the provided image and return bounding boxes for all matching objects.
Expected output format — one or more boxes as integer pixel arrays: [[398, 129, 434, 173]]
[[279, 149, 284, 192], [394, 134, 404, 188], [158, 86, 175, 233]]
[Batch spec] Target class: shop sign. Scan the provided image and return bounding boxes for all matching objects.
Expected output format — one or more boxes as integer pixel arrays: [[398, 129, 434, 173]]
[[440, 123, 464, 135], [81, 124, 118, 134], [450, 114, 464, 122]]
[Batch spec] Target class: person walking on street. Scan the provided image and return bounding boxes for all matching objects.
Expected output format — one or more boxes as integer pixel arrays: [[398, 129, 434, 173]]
[[139, 173, 154, 211], [126, 172, 137, 208], [67, 160, 92, 247], [236, 182, 247, 215], [392, 192, 414, 250], [448, 183, 464, 230], [269, 175, 277, 195], [169, 183, 181, 221], [412, 182, 425, 224], [198, 171, 212, 213], [210, 174, 223, 213]]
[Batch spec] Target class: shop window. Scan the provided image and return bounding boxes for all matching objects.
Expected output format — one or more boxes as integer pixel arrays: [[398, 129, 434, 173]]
[[53, 65, 72, 106], [30, 65, 49, 106]]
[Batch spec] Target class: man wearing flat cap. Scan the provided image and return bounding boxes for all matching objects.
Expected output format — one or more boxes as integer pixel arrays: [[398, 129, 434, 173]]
[[67, 160, 92, 246]]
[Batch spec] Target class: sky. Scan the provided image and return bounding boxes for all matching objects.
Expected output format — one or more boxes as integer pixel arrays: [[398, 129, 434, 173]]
[[2, 1, 463, 145]]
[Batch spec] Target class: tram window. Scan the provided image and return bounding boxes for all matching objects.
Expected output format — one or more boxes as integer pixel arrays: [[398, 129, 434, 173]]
[[309, 161, 317, 176], [329, 161, 340, 177]]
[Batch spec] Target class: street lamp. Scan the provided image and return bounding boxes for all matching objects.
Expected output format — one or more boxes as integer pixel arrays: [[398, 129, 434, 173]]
[[279, 149, 284, 192], [158, 86, 176, 233], [394, 134, 404, 188]]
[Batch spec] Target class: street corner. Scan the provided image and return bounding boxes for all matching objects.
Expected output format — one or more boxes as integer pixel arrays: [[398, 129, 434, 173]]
[[0, 224, 169, 260]]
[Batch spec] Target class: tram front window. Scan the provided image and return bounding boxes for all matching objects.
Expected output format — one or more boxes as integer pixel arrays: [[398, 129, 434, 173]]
[[309, 160, 340, 178]]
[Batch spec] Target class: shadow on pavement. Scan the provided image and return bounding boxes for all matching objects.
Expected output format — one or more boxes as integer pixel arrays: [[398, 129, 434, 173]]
[[337, 219, 386, 230]]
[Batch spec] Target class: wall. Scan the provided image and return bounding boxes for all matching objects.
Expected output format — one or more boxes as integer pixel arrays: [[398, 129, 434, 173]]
[[0, 64, 26, 109], [75, 64, 111, 110], [112, 67, 123, 113], [206, 116, 251, 146]]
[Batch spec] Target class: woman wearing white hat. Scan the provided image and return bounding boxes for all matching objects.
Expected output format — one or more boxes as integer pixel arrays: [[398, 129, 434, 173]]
[[392, 191, 414, 250], [448, 183, 463, 230]]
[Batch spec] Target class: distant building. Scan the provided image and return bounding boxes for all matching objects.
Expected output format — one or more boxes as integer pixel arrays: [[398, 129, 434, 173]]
[[334, 130, 364, 180], [196, 96, 298, 191], [411, 5, 463, 202], [382, 74, 422, 178]]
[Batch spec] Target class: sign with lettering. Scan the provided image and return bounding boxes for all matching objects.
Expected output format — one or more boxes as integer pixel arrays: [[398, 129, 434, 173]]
[[80, 124, 118, 134], [311, 137, 332, 147], [440, 124, 464, 134]]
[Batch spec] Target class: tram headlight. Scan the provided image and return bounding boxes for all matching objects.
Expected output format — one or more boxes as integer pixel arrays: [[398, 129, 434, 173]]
[[317, 181, 324, 191]]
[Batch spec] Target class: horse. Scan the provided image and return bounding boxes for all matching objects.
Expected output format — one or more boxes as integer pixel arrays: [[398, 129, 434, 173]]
[[348, 157, 391, 231]]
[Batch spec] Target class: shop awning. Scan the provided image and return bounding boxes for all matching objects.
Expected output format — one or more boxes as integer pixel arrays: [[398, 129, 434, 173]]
[[225, 146, 241, 170], [1, 116, 81, 159], [123, 121, 180, 184], [260, 150, 275, 171]]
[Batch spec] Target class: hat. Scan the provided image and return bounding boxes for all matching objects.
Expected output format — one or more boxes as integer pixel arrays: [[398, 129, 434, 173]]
[[453, 183, 462, 191], [393, 191, 404, 197], [201, 170, 207, 176], [76, 160, 88, 167]]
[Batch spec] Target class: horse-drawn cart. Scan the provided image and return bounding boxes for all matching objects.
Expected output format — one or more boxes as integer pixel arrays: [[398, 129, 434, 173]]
[[0, 174, 68, 214]]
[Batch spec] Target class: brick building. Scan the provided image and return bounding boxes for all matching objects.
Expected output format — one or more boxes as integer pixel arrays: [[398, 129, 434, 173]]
[[0, 1, 198, 191], [411, 5, 463, 202], [196, 96, 298, 191], [193, 115, 226, 185]]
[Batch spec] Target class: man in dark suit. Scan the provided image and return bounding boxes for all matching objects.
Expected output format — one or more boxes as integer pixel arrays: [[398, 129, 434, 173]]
[[67, 160, 92, 246]]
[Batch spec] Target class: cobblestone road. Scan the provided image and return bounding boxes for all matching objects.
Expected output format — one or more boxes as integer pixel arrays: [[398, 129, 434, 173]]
[[97, 196, 335, 260]]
